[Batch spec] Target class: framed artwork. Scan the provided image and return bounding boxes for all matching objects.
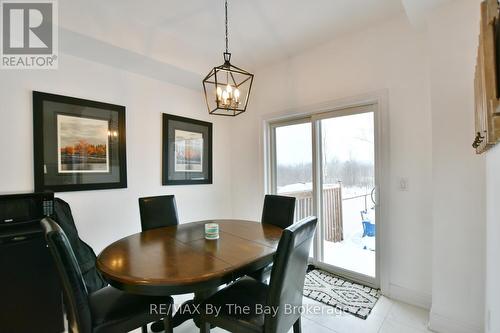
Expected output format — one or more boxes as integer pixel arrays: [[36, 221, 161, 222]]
[[473, 0, 500, 153], [33, 91, 127, 192], [162, 114, 212, 185]]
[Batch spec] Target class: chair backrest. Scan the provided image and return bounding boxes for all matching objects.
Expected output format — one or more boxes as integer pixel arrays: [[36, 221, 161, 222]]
[[53, 198, 107, 293], [265, 216, 318, 333], [41, 218, 92, 333], [138, 195, 179, 231], [261, 195, 296, 229]]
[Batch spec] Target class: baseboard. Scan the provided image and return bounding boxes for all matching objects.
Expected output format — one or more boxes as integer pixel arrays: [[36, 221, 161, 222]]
[[388, 283, 432, 310], [429, 310, 482, 333]]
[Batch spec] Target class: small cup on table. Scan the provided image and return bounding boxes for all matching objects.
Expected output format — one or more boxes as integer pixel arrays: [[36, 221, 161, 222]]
[[205, 223, 219, 240]]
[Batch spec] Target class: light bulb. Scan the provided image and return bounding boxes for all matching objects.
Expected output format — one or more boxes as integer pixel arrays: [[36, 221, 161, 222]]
[[226, 84, 232, 93], [216, 87, 222, 101], [234, 88, 240, 103], [222, 90, 229, 105]]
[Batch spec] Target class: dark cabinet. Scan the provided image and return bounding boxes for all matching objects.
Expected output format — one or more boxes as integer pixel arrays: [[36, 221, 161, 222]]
[[0, 231, 65, 333], [0, 192, 64, 333]]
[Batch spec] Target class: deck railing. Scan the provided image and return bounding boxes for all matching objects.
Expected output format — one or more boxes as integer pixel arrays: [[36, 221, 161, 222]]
[[280, 184, 343, 243]]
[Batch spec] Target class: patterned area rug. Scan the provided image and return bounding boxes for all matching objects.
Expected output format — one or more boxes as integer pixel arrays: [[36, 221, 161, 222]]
[[303, 269, 380, 319]]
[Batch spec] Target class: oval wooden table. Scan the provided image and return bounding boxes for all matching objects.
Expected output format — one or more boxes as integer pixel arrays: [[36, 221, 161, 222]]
[[97, 219, 283, 329]]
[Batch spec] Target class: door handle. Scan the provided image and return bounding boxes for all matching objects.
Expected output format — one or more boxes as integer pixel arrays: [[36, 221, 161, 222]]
[[370, 186, 377, 206]]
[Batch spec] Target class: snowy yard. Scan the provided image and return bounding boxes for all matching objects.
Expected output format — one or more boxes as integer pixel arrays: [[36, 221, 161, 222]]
[[323, 192, 376, 277], [279, 183, 376, 277]]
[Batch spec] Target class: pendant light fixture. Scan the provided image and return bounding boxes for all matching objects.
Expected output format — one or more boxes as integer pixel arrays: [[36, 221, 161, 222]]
[[202, 0, 254, 116]]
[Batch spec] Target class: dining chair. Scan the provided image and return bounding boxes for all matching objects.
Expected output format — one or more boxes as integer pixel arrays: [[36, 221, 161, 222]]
[[261, 194, 296, 229], [198, 216, 318, 333], [138, 195, 179, 231], [138, 195, 180, 333], [41, 218, 174, 333], [53, 198, 108, 293], [250, 194, 296, 282]]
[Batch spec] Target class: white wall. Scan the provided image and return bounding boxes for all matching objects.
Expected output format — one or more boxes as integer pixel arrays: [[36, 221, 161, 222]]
[[230, 15, 434, 307], [427, 1, 485, 332], [0, 54, 233, 252], [486, 144, 500, 333], [230, 1, 488, 332]]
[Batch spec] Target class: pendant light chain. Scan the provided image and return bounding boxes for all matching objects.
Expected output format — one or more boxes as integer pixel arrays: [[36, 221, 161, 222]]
[[202, 0, 254, 116], [225, 0, 229, 54]]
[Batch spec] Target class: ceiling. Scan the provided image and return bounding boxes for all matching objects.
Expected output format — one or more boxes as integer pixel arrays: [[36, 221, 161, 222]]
[[58, 0, 452, 88]]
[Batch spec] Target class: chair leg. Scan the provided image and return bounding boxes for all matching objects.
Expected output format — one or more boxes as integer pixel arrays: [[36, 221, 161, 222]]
[[200, 321, 211, 333], [141, 325, 148, 333], [163, 303, 174, 333], [293, 317, 302, 333], [150, 320, 163, 332]]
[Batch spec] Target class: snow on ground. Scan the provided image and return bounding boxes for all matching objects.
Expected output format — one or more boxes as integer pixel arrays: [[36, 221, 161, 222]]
[[278, 182, 376, 277]]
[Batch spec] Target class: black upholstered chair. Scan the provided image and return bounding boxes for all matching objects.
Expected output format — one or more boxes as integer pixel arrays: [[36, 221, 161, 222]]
[[138, 195, 179, 231], [250, 195, 296, 282], [53, 198, 108, 293], [41, 218, 173, 333], [261, 195, 296, 229], [199, 216, 317, 333]]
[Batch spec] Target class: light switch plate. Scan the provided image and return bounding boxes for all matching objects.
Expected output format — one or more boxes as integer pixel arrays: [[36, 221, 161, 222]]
[[399, 177, 409, 191]]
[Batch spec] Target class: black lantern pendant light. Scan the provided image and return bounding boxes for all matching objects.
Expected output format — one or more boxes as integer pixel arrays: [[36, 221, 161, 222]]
[[202, 0, 254, 116]]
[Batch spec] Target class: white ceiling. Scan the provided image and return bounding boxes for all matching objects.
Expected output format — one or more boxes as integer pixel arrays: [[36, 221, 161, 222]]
[[58, 0, 452, 88], [401, 0, 455, 29]]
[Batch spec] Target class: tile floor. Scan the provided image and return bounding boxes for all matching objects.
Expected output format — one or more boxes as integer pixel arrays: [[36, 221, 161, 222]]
[[133, 293, 435, 333]]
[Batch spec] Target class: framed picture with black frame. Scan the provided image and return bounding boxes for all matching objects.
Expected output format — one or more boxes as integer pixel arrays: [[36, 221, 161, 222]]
[[162, 114, 212, 185], [33, 91, 127, 192]]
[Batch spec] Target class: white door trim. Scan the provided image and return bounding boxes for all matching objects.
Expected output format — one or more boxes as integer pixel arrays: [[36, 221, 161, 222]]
[[262, 90, 390, 293]]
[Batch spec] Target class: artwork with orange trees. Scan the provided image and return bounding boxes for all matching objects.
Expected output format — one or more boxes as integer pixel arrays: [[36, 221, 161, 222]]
[[57, 114, 110, 173]]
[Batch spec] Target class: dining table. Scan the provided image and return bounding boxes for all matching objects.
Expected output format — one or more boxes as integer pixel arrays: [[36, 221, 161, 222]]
[[96, 219, 283, 329]]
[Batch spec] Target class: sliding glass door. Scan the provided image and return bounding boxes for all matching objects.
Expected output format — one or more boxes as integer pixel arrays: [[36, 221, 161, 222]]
[[270, 120, 316, 257], [269, 104, 379, 287], [315, 109, 377, 283]]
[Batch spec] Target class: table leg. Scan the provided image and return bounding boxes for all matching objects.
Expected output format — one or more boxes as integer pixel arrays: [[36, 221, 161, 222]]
[[151, 288, 219, 332], [191, 288, 219, 328]]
